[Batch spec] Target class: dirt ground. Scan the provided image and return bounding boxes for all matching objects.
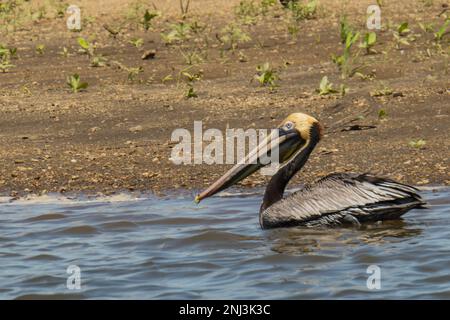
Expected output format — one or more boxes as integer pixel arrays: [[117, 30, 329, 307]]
[[0, 0, 449, 197]]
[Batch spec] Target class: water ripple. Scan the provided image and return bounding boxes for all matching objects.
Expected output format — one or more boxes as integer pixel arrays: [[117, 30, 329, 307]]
[[0, 188, 448, 299]]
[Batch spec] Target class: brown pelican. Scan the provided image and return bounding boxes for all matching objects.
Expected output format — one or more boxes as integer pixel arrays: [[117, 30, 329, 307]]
[[195, 113, 425, 229]]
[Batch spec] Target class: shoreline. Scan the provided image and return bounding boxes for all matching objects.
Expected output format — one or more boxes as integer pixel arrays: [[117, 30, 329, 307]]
[[2, 184, 449, 202]]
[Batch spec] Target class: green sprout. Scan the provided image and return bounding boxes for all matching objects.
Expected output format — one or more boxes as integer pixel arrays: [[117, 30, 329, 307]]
[[316, 76, 337, 95], [127, 67, 144, 81], [35, 44, 45, 55], [260, 0, 277, 16], [340, 15, 353, 44], [142, 9, 158, 31], [254, 62, 279, 90], [378, 109, 388, 120], [286, 0, 317, 22], [60, 47, 69, 58], [418, 22, 435, 33], [77, 37, 95, 56], [434, 19, 449, 42], [219, 23, 251, 51], [0, 58, 14, 73], [398, 22, 410, 36], [409, 139, 426, 149], [392, 22, 415, 49], [161, 22, 191, 44], [332, 29, 363, 78], [67, 74, 88, 93], [129, 38, 144, 48], [359, 32, 377, 54], [180, 68, 202, 98], [234, 0, 260, 25], [185, 86, 198, 98], [371, 83, 393, 97], [180, 49, 203, 65], [90, 56, 107, 67], [112, 61, 144, 82], [316, 76, 347, 96], [0, 45, 15, 72]]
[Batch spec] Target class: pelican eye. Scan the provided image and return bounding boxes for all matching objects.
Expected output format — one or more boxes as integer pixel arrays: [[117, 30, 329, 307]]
[[284, 122, 294, 130]]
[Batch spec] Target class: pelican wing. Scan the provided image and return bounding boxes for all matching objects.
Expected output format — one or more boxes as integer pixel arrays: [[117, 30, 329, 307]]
[[261, 173, 425, 228]]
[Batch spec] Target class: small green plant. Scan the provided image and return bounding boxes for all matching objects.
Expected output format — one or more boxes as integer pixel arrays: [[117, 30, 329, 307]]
[[127, 67, 144, 81], [284, 0, 316, 39], [434, 19, 449, 42], [0, 58, 14, 73], [142, 9, 158, 31], [162, 74, 174, 83], [418, 22, 435, 33], [181, 70, 202, 83], [31, 5, 46, 21], [8, 47, 17, 58], [254, 62, 279, 90], [378, 109, 388, 120], [112, 61, 144, 81], [332, 30, 363, 78], [315, 76, 348, 96], [287, 21, 300, 39], [128, 67, 143, 81], [371, 84, 393, 97], [161, 22, 191, 44], [235, 0, 260, 25], [0, 48, 15, 72], [392, 22, 415, 49], [189, 20, 208, 35], [129, 38, 144, 48], [359, 32, 377, 54], [67, 74, 88, 93], [180, 49, 203, 65], [409, 139, 426, 149], [0, 45, 15, 72], [339, 84, 349, 96], [355, 70, 375, 81], [219, 23, 251, 51], [260, 0, 277, 15], [179, 67, 202, 98], [185, 86, 198, 98], [60, 47, 69, 58], [0, 45, 14, 57], [340, 15, 353, 44], [316, 76, 337, 95], [286, 0, 317, 22], [398, 22, 410, 36], [238, 51, 248, 62], [35, 44, 45, 55], [77, 37, 95, 56], [90, 55, 107, 67]]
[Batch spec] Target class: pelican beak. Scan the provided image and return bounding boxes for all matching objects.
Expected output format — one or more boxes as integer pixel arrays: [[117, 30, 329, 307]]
[[195, 127, 304, 203]]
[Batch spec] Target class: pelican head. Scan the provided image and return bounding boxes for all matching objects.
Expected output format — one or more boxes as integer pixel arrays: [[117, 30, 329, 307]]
[[195, 113, 323, 203]]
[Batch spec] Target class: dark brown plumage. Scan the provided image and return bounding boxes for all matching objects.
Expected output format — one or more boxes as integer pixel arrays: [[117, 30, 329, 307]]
[[260, 173, 425, 229]]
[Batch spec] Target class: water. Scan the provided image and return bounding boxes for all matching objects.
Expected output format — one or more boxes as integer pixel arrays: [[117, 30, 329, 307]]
[[0, 188, 449, 299]]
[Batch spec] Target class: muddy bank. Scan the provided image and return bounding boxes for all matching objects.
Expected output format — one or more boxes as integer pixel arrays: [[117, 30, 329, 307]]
[[0, 0, 448, 197]]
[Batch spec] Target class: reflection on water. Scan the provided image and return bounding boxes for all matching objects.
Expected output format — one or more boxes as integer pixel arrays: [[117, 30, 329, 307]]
[[0, 188, 449, 299], [267, 221, 423, 255]]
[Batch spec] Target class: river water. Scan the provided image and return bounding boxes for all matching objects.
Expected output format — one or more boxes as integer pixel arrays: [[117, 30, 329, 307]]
[[0, 187, 449, 299]]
